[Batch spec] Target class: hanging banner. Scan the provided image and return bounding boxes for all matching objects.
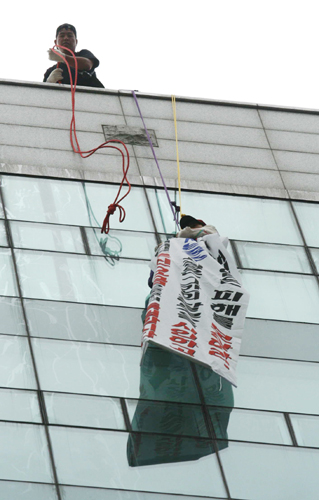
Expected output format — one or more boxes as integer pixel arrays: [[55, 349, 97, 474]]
[[141, 234, 250, 387]]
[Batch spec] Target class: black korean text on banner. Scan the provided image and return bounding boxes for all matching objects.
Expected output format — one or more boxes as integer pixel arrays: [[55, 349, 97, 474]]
[[141, 234, 250, 387], [169, 238, 207, 357]]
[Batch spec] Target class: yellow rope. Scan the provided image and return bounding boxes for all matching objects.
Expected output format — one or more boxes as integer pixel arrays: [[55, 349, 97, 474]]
[[171, 95, 184, 217]]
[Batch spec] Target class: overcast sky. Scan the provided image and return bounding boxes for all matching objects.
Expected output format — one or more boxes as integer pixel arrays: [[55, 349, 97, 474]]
[[4, 0, 319, 110]]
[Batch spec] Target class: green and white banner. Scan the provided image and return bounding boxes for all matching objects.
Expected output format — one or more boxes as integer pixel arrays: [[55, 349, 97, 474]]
[[142, 234, 250, 387]]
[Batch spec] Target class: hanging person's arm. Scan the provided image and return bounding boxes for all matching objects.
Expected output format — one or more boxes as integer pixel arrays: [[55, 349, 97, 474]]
[[48, 48, 93, 71]]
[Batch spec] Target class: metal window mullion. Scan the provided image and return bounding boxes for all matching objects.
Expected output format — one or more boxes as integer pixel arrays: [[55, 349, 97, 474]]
[[0, 182, 62, 500], [190, 363, 232, 499], [256, 109, 319, 289]]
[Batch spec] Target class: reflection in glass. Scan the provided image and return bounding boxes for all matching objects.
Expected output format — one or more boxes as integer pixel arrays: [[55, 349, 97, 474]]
[[220, 441, 319, 500], [10, 221, 85, 253], [226, 408, 291, 445], [290, 414, 319, 447], [61, 485, 222, 500], [49, 427, 226, 497], [32, 338, 141, 397], [293, 201, 319, 247], [0, 388, 41, 423], [86, 227, 157, 260], [236, 241, 311, 273], [310, 248, 319, 274], [84, 183, 155, 233], [0, 220, 7, 246], [0, 481, 57, 500], [0, 422, 53, 482], [16, 250, 149, 307], [148, 189, 302, 245], [45, 392, 125, 430], [234, 356, 319, 414], [0, 296, 25, 335], [242, 270, 319, 323], [0, 249, 18, 296], [2, 176, 91, 226], [242, 318, 319, 362], [0, 335, 36, 389], [127, 346, 233, 466], [25, 299, 143, 345]]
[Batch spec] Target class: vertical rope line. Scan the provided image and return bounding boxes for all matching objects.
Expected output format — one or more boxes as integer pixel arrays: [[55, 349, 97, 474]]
[[172, 95, 183, 215], [131, 91, 180, 228]]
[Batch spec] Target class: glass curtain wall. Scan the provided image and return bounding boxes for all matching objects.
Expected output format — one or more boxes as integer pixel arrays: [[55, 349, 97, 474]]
[[0, 174, 319, 500]]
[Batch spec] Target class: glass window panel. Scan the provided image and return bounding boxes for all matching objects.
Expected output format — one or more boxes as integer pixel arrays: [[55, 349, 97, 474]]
[[242, 270, 319, 323], [290, 414, 319, 447], [0, 249, 18, 296], [33, 340, 202, 405], [0, 481, 57, 500], [148, 189, 302, 244], [242, 318, 319, 362], [136, 346, 202, 405], [0, 388, 41, 423], [293, 201, 319, 247], [236, 241, 311, 273], [0, 296, 25, 335], [226, 408, 291, 445], [220, 441, 319, 500], [16, 250, 150, 307], [11, 221, 85, 253], [0, 422, 53, 482], [84, 182, 155, 232], [86, 228, 157, 260], [234, 356, 319, 414], [0, 220, 7, 245], [45, 392, 125, 430], [62, 485, 220, 500], [126, 399, 208, 437], [32, 339, 141, 398], [50, 427, 226, 497], [2, 176, 91, 225], [0, 335, 36, 389], [25, 299, 143, 345], [310, 248, 319, 273]]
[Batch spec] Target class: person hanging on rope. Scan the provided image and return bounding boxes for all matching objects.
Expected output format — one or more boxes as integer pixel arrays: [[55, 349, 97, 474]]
[[176, 215, 218, 239], [44, 24, 104, 88], [148, 215, 218, 289]]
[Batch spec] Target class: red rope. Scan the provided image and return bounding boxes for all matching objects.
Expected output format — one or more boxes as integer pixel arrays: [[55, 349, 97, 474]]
[[51, 45, 131, 234]]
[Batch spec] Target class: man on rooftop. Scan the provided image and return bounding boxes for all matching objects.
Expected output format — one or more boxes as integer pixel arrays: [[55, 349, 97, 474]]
[[44, 23, 104, 88]]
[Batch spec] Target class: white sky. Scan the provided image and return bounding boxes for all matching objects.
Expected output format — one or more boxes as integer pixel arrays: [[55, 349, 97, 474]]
[[4, 0, 319, 110]]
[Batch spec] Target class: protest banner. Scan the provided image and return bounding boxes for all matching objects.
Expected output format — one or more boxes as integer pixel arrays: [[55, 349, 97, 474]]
[[142, 234, 250, 387]]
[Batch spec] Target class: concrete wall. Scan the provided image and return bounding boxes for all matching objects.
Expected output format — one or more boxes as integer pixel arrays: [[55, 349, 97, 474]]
[[1, 79, 319, 201]]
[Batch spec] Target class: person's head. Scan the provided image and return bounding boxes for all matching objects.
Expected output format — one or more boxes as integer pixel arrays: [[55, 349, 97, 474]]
[[55, 24, 77, 53], [180, 215, 206, 229]]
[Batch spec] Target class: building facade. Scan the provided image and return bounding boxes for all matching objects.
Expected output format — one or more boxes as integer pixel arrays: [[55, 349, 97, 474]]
[[0, 79, 319, 499]]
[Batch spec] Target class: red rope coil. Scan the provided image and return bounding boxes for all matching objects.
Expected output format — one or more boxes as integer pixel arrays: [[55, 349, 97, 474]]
[[51, 45, 131, 234]]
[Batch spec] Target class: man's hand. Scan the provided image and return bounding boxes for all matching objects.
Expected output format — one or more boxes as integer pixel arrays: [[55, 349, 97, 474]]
[[46, 68, 63, 83], [48, 48, 65, 62]]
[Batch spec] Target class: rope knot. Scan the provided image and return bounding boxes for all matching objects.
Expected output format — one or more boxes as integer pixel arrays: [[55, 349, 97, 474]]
[[107, 203, 117, 215], [101, 202, 126, 234]]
